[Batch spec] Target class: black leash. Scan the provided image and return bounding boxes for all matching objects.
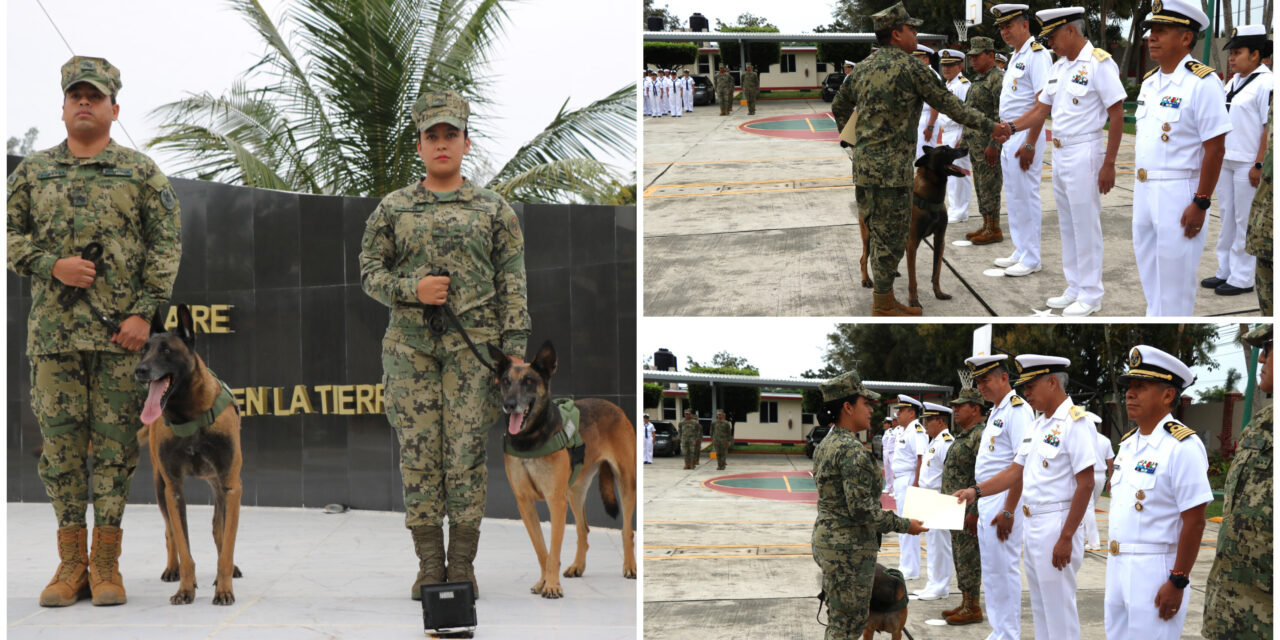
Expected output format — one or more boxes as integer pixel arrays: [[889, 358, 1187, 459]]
[[421, 268, 496, 376], [56, 242, 119, 334]]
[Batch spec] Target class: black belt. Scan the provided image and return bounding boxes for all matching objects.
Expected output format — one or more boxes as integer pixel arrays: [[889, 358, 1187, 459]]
[[56, 242, 119, 334]]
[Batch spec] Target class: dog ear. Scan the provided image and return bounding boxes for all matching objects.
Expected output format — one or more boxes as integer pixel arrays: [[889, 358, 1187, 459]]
[[487, 344, 512, 378], [530, 340, 558, 378], [150, 307, 168, 335], [914, 152, 929, 168], [176, 304, 196, 347]]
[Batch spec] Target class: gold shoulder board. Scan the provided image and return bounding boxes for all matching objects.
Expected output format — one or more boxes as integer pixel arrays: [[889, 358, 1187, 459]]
[[1031, 41, 1045, 51], [961, 77, 970, 83], [1185, 61, 1215, 78], [1164, 421, 1195, 441], [1144, 66, 1158, 81], [1120, 427, 1138, 442], [1092, 48, 1112, 62], [915, 424, 925, 432], [943, 433, 954, 441], [1010, 396, 1025, 406], [1069, 405, 1087, 421]]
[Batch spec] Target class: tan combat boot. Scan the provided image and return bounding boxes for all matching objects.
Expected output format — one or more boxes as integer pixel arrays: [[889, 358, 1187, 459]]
[[972, 217, 1004, 245], [964, 217, 988, 241], [410, 524, 446, 601], [872, 291, 923, 317], [446, 523, 481, 599], [945, 590, 985, 625], [940, 595, 964, 618], [40, 526, 90, 607], [88, 526, 126, 606]]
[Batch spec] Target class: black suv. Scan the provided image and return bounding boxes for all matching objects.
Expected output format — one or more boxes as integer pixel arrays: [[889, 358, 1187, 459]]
[[820, 72, 845, 102], [805, 424, 833, 458], [692, 75, 715, 105], [652, 421, 679, 457]]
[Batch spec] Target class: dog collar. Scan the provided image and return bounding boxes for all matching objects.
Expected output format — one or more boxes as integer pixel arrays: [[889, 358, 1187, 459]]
[[168, 372, 235, 438], [881, 568, 911, 613], [502, 398, 587, 485]]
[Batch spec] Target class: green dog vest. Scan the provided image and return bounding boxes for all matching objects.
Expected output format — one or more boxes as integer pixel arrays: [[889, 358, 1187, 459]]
[[503, 398, 587, 485], [167, 372, 235, 438]]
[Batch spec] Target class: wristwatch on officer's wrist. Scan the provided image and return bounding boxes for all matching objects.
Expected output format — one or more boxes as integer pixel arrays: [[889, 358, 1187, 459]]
[[1192, 195, 1211, 211], [1255, 162, 1264, 170], [1024, 143, 1034, 151], [1008, 122, 1017, 134], [1168, 572, 1189, 589], [970, 484, 982, 499], [1000, 510, 1014, 520]]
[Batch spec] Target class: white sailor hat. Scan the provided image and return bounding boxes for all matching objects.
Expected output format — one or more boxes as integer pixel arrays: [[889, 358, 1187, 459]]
[[1036, 7, 1086, 36], [990, 4, 1030, 25], [939, 49, 966, 64], [1119, 345, 1195, 390], [1143, 0, 1210, 32], [915, 44, 935, 55], [643, 413, 650, 418], [995, 52, 1009, 61], [1012, 354, 1071, 387], [921, 402, 954, 418], [965, 354, 1009, 378], [1223, 24, 1272, 50], [884, 416, 894, 422], [843, 60, 856, 67], [895, 394, 923, 410]]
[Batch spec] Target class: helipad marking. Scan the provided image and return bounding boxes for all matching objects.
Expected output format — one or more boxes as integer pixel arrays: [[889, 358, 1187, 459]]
[[703, 471, 898, 507], [738, 113, 841, 141]]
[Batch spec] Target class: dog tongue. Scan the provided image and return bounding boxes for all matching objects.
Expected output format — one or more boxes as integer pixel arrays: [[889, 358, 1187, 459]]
[[508, 411, 524, 435], [141, 379, 169, 425]]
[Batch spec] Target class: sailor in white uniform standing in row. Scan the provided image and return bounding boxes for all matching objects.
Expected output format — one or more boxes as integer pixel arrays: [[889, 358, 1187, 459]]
[[890, 394, 928, 580], [915, 402, 956, 601], [936, 49, 974, 224]]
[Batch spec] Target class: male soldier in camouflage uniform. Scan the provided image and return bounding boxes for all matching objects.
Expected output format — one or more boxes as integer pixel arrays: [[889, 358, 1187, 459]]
[[360, 90, 530, 600], [812, 371, 926, 639], [742, 63, 760, 115], [939, 387, 987, 625], [961, 37, 1006, 245], [1202, 324, 1273, 639], [849, 3, 1010, 316], [715, 65, 735, 116], [711, 410, 732, 470], [7, 56, 182, 607], [1245, 111, 1272, 315], [679, 409, 701, 469]]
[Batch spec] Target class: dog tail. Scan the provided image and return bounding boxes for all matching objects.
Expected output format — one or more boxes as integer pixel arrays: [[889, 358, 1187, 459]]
[[598, 463, 620, 519]]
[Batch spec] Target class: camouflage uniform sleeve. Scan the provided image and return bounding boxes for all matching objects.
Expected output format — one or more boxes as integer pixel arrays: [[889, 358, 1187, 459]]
[[491, 199, 530, 358], [842, 446, 910, 535], [128, 170, 183, 319], [6, 162, 59, 280], [359, 200, 420, 307], [914, 62, 994, 134]]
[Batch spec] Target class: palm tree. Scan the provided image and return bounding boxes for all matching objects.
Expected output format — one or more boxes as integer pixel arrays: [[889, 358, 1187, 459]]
[[147, 0, 635, 204]]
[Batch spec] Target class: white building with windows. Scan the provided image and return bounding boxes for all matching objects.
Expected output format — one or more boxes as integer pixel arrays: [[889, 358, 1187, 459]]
[[675, 45, 828, 91]]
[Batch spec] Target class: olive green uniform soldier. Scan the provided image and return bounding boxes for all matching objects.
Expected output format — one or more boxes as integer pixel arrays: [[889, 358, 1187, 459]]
[[1245, 111, 1273, 315], [8, 56, 182, 608], [939, 387, 987, 625], [812, 370, 925, 639], [360, 90, 530, 600], [851, 3, 1007, 316], [1202, 324, 1273, 639], [715, 66, 735, 116], [711, 411, 733, 470], [961, 37, 1007, 245], [679, 410, 702, 469], [742, 64, 760, 115]]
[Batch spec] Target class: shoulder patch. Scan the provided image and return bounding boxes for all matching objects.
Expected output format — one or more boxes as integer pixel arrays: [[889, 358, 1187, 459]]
[[1185, 61, 1215, 78], [960, 77, 970, 83], [1031, 41, 1045, 51], [1144, 66, 1158, 81], [6, 172, 18, 189], [1010, 396, 1025, 406], [36, 168, 66, 180], [1069, 405, 1086, 421], [1163, 421, 1196, 441], [159, 186, 177, 212], [1092, 48, 1112, 62]]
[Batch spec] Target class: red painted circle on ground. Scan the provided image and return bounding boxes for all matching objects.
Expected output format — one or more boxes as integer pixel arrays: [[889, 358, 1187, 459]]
[[703, 470, 897, 509], [738, 113, 841, 141]]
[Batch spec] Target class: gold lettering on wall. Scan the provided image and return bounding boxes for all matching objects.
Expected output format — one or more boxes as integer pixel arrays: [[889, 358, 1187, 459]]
[[228, 384, 385, 416], [164, 304, 234, 334]]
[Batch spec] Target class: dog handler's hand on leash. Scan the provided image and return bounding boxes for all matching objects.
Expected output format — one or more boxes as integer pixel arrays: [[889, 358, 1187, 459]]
[[416, 274, 451, 305], [53, 256, 96, 288], [112, 315, 149, 351]]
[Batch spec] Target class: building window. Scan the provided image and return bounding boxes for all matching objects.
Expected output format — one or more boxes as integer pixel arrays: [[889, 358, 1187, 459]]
[[816, 62, 827, 73], [780, 54, 797, 73], [698, 54, 710, 74], [802, 413, 814, 425], [662, 397, 677, 421], [760, 401, 779, 423]]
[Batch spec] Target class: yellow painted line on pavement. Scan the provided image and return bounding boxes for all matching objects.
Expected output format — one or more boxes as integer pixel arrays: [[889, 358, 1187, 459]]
[[646, 184, 856, 199], [645, 543, 812, 549], [645, 520, 813, 524], [644, 156, 847, 166], [647, 554, 815, 560], [807, 118, 816, 132], [783, 475, 794, 492], [648, 175, 851, 190]]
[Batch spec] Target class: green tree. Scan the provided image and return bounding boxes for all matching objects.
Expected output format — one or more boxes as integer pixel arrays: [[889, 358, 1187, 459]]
[[644, 42, 699, 68], [814, 22, 874, 67], [643, 383, 666, 411], [1195, 368, 1243, 403], [7, 127, 38, 156], [643, 0, 685, 30], [716, 12, 776, 29], [148, 0, 634, 204], [685, 352, 760, 423]]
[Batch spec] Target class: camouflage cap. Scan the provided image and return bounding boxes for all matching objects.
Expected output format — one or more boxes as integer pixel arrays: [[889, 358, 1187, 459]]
[[950, 387, 986, 407], [821, 371, 882, 403], [413, 90, 469, 132], [871, 2, 924, 31], [969, 36, 997, 55], [1241, 323, 1273, 348], [61, 56, 121, 96]]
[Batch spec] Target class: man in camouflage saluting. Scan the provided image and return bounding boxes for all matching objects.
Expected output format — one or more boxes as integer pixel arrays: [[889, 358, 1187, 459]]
[[7, 56, 182, 607], [961, 37, 1006, 246], [848, 2, 1010, 316], [715, 65, 735, 116], [679, 409, 701, 469], [741, 63, 760, 115], [711, 410, 732, 470]]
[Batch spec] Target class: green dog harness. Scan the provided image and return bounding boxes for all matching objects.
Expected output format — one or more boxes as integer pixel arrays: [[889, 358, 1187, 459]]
[[880, 568, 910, 613], [167, 372, 235, 438], [502, 398, 587, 484]]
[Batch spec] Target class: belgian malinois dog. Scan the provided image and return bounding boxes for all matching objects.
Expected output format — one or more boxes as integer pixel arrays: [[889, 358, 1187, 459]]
[[860, 144, 969, 310], [134, 304, 243, 605], [863, 563, 910, 640], [487, 341, 637, 598]]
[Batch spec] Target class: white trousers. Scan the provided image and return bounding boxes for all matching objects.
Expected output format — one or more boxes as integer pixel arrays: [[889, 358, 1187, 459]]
[[1083, 471, 1105, 548], [685, 89, 694, 112], [922, 521, 953, 595], [1002, 128, 1045, 268], [643, 94, 652, 116], [1215, 159, 1259, 288], [942, 126, 973, 218], [978, 493, 1024, 640], [1025, 507, 1084, 640], [917, 111, 932, 161], [1133, 177, 1207, 316], [1051, 136, 1105, 307], [643, 434, 654, 463], [671, 93, 682, 117], [892, 474, 921, 577], [1104, 551, 1190, 640]]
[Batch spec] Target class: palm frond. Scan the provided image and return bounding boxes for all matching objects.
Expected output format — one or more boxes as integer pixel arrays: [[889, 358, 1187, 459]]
[[487, 157, 626, 204]]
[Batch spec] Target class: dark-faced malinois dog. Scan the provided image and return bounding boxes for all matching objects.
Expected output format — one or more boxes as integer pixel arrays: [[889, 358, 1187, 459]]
[[860, 144, 969, 310], [134, 304, 243, 605], [863, 563, 910, 639], [488, 340, 637, 599]]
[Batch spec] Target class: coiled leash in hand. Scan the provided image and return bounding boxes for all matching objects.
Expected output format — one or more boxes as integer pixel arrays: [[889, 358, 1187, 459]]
[[421, 267, 496, 376], [56, 242, 119, 334]]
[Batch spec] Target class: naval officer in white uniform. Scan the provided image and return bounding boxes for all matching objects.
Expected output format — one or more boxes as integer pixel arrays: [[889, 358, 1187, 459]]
[[915, 44, 942, 162], [882, 416, 898, 493], [915, 402, 956, 601], [890, 394, 929, 579], [937, 49, 974, 223]]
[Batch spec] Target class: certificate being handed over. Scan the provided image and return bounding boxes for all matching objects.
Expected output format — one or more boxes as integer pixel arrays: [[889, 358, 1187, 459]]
[[901, 486, 966, 531]]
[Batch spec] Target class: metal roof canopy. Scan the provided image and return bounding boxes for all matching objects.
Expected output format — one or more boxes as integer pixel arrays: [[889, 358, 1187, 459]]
[[643, 370, 952, 418], [644, 31, 950, 72]]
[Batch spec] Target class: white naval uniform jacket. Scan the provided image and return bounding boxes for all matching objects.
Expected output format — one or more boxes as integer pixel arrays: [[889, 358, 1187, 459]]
[[1109, 416, 1213, 547], [891, 420, 929, 476], [1135, 55, 1232, 173], [1038, 42, 1127, 140], [919, 429, 954, 490], [1223, 64, 1273, 163], [975, 390, 1034, 484], [1001, 37, 1053, 121], [1014, 399, 1099, 507], [936, 75, 971, 137]]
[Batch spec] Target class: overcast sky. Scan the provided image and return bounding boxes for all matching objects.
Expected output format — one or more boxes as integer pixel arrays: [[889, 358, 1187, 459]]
[[650, 0, 840, 33], [5, 0, 635, 181]]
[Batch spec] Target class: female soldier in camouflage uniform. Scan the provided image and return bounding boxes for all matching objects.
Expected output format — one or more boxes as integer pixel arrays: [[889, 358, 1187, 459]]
[[360, 90, 530, 600], [811, 371, 926, 638]]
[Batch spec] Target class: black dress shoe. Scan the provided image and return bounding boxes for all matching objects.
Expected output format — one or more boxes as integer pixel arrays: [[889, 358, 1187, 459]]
[[1214, 283, 1254, 296], [1201, 276, 1227, 289]]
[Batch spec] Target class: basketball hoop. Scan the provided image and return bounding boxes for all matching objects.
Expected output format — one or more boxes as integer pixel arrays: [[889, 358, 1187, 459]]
[[954, 19, 970, 42]]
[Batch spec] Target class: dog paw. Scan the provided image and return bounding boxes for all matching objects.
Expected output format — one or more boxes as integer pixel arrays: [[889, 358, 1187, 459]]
[[233, 565, 243, 578], [861, 279, 873, 289], [170, 588, 195, 605], [529, 580, 545, 594], [539, 583, 564, 599], [936, 292, 952, 300], [563, 564, 584, 578], [160, 567, 180, 582], [212, 590, 235, 606], [623, 567, 637, 579]]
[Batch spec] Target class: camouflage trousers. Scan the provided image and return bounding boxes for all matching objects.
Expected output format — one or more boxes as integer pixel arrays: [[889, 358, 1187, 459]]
[[856, 185, 911, 294], [966, 142, 1003, 222], [718, 91, 733, 114], [746, 91, 757, 114], [382, 337, 500, 529], [682, 435, 701, 467], [30, 351, 144, 528], [713, 435, 730, 467], [813, 543, 878, 639], [1257, 258, 1272, 316], [950, 528, 981, 593]]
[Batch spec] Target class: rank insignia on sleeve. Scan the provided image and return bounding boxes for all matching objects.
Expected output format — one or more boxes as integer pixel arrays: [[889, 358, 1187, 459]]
[[1163, 421, 1195, 441], [1185, 61, 1214, 78], [1010, 396, 1025, 406]]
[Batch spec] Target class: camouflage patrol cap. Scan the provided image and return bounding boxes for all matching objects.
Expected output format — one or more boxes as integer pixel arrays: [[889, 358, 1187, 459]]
[[413, 90, 469, 132], [1241, 323, 1273, 348], [950, 388, 986, 407], [61, 56, 121, 96], [969, 36, 997, 55], [821, 371, 882, 403], [871, 2, 924, 32]]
